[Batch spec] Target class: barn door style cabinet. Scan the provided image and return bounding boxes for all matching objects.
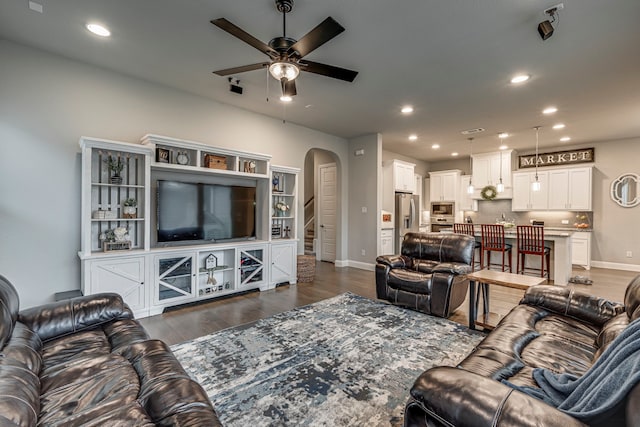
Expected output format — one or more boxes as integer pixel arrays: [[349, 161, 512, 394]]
[[79, 135, 301, 318]]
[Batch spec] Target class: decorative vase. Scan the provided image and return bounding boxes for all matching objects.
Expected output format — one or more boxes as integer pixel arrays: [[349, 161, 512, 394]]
[[110, 174, 122, 185], [123, 206, 137, 219]]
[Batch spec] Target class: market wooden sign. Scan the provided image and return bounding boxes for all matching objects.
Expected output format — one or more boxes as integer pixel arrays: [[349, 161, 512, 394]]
[[518, 148, 594, 169]]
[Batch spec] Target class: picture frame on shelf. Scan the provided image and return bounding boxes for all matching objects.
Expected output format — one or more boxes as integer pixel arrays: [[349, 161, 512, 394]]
[[156, 147, 170, 163], [243, 160, 256, 174], [271, 225, 282, 237]]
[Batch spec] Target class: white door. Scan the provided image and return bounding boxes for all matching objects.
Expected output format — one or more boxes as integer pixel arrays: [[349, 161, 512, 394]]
[[319, 163, 337, 262]]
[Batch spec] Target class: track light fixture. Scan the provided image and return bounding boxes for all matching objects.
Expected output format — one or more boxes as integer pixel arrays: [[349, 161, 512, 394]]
[[538, 4, 562, 40]]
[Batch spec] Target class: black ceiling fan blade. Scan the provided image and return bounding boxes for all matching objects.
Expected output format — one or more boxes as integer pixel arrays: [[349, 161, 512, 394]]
[[281, 79, 297, 97], [288, 17, 345, 59], [211, 18, 278, 58], [298, 60, 358, 82], [213, 62, 269, 76]]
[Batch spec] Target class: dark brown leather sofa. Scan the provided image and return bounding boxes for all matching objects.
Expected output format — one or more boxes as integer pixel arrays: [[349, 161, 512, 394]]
[[404, 276, 640, 427], [375, 232, 474, 317], [0, 275, 220, 426]]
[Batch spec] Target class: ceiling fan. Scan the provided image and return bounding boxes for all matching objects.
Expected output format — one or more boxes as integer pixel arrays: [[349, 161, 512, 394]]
[[211, 0, 358, 99]]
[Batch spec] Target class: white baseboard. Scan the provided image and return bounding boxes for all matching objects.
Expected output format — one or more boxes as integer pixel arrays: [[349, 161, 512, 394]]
[[335, 260, 375, 271], [590, 261, 640, 272]]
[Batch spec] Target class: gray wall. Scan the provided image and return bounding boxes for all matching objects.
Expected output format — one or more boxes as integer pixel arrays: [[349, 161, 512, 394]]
[[428, 158, 470, 174], [348, 134, 381, 264], [430, 139, 640, 268], [0, 40, 351, 308]]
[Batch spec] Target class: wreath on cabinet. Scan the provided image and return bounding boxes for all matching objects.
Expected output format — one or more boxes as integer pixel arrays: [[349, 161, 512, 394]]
[[480, 185, 498, 200]]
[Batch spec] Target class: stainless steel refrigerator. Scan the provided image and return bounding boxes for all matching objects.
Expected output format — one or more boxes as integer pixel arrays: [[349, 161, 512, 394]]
[[395, 193, 420, 253]]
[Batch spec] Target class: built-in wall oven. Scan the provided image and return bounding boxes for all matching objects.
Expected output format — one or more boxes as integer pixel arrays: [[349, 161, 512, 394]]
[[430, 202, 454, 233], [431, 218, 454, 233]]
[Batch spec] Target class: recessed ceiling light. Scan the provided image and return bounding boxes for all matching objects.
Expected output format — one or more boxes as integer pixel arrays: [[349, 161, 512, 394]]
[[432, 144, 440, 149], [499, 145, 508, 150], [510, 74, 530, 84], [553, 123, 566, 130], [542, 106, 558, 115], [451, 152, 459, 157], [408, 134, 418, 141], [280, 95, 293, 102], [86, 23, 111, 37], [401, 105, 414, 114], [560, 136, 571, 142], [498, 132, 509, 139]]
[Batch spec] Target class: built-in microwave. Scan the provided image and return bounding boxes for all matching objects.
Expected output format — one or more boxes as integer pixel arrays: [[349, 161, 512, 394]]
[[430, 202, 454, 217]]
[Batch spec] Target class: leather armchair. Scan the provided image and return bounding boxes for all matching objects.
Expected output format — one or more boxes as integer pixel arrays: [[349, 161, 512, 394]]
[[0, 274, 221, 426], [376, 232, 474, 317], [404, 275, 640, 427]]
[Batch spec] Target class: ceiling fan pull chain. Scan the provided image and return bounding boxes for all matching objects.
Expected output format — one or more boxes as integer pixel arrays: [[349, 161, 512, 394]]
[[266, 67, 270, 102]]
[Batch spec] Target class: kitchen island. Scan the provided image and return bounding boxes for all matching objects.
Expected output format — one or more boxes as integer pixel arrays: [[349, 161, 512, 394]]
[[470, 228, 573, 285]]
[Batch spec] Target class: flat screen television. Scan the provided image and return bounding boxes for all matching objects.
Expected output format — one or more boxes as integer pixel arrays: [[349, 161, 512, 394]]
[[157, 180, 256, 243]]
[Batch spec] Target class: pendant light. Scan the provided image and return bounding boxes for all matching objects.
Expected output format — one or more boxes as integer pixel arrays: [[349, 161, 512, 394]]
[[496, 150, 505, 193], [467, 138, 474, 194], [532, 126, 541, 192], [496, 133, 506, 193]]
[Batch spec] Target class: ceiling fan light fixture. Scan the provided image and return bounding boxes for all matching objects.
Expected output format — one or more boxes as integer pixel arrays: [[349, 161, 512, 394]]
[[269, 62, 299, 81]]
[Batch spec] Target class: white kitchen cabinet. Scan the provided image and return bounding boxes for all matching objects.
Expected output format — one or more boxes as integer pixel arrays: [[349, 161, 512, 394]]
[[86, 256, 147, 317], [548, 167, 592, 211], [429, 170, 461, 202], [459, 175, 478, 211], [384, 159, 415, 193], [380, 229, 394, 255], [512, 171, 549, 211], [572, 231, 592, 269], [472, 150, 513, 191], [514, 166, 592, 212]]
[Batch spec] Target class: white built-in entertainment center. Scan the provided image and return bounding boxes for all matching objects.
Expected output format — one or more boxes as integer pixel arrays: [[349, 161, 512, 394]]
[[79, 134, 299, 318]]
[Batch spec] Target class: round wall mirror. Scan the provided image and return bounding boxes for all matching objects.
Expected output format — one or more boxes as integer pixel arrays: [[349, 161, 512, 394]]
[[611, 173, 640, 207]]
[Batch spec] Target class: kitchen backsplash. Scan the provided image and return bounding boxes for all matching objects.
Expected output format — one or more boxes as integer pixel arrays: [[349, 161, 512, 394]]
[[462, 199, 593, 229]]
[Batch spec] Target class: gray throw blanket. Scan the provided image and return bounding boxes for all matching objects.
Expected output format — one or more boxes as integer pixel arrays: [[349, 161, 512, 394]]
[[505, 317, 640, 423]]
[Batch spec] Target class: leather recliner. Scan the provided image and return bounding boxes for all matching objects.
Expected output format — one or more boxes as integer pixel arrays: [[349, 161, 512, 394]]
[[404, 275, 640, 427], [375, 232, 475, 317], [0, 274, 221, 426]]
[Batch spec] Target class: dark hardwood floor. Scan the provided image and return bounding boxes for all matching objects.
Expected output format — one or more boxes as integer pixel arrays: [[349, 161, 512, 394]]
[[139, 261, 638, 346]]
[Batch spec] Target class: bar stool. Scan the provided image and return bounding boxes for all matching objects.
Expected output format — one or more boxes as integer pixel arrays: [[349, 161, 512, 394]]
[[516, 225, 550, 279], [481, 224, 512, 272], [453, 223, 482, 271]]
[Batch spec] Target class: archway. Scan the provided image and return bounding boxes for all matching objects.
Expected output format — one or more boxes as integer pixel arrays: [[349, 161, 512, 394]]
[[303, 149, 342, 262]]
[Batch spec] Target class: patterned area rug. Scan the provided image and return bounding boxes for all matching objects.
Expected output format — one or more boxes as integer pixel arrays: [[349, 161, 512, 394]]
[[171, 293, 483, 426]]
